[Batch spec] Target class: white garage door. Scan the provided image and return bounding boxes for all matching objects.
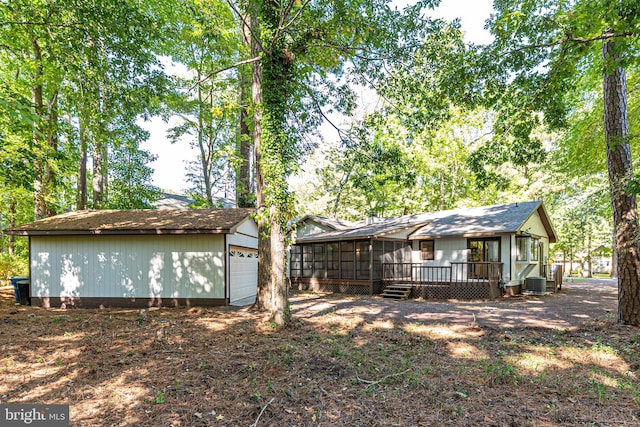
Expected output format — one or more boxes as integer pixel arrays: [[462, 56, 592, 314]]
[[229, 246, 258, 306]]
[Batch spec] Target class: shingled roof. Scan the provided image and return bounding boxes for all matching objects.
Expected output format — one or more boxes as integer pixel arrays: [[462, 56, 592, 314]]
[[294, 201, 556, 243], [409, 201, 556, 242], [5, 208, 255, 236], [295, 215, 362, 231], [294, 213, 435, 242]]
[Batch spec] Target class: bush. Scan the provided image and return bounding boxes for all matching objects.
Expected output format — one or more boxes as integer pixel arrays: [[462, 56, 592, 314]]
[[0, 252, 29, 285]]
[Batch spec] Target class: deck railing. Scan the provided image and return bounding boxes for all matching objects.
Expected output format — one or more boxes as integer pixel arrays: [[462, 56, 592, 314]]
[[381, 262, 504, 286], [541, 263, 564, 289]]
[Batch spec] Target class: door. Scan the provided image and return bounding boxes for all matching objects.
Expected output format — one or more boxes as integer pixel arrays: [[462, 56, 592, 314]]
[[229, 246, 258, 305], [468, 238, 500, 278]]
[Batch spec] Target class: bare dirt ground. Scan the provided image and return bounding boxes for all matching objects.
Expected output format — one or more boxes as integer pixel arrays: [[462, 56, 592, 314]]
[[0, 279, 638, 426]]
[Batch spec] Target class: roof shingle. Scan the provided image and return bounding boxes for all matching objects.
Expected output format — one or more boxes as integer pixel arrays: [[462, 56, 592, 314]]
[[5, 208, 255, 236], [294, 201, 556, 243]]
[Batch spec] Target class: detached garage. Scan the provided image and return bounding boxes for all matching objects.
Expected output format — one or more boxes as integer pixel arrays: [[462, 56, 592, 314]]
[[6, 209, 258, 308]]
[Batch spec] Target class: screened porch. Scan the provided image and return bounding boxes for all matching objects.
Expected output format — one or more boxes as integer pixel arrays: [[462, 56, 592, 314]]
[[289, 239, 411, 295]]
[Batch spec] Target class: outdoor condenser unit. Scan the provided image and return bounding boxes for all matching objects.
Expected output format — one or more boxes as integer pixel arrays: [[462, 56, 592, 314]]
[[525, 277, 546, 295]]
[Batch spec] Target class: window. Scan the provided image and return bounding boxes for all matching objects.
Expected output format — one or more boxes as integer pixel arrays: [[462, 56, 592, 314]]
[[327, 242, 339, 278], [355, 240, 370, 280], [469, 238, 500, 262], [420, 240, 435, 261], [291, 240, 375, 281], [313, 243, 326, 278], [340, 241, 354, 279], [530, 238, 540, 261], [516, 236, 540, 262], [302, 245, 313, 278], [290, 245, 302, 278], [516, 236, 528, 261]]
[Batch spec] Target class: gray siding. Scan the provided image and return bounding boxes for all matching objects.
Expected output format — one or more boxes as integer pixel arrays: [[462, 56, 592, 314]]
[[30, 235, 225, 300]]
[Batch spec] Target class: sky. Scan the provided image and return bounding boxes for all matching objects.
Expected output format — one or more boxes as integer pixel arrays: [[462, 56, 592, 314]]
[[140, 0, 494, 193]]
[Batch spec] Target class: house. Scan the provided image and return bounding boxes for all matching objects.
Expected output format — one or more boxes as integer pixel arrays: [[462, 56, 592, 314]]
[[5, 209, 258, 308], [289, 201, 561, 299], [154, 192, 194, 209], [154, 193, 236, 209]]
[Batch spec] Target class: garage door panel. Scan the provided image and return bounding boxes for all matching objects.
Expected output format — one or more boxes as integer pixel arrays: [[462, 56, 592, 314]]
[[229, 247, 258, 305]]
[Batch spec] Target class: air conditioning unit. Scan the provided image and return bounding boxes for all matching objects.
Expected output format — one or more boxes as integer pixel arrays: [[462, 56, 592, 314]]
[[525, 277, 546, 295]]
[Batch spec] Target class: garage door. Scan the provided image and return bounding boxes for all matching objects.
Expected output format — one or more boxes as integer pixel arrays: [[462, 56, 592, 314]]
[[229, 246, 258, 305]]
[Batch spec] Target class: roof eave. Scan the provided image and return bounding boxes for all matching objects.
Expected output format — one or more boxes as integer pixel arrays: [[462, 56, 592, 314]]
[[6, 228, 232, 236], [408, 231, 516, 240]]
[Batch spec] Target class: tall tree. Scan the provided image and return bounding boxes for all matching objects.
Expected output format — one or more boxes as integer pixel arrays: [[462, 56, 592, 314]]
[[481, 0, 640, 325], [165, 0, 241, 206], [1, 0, 172, 216], [236, 11, 255, 208], [223, 0, 436, 325]]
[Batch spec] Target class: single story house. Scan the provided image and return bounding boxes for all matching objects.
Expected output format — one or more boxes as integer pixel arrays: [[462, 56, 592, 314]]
[[289, 201, 561, 299], [6, 208, 258, 308]]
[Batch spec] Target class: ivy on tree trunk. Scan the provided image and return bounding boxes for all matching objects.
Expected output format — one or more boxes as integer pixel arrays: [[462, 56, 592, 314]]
[[251, 0, 293, 327]]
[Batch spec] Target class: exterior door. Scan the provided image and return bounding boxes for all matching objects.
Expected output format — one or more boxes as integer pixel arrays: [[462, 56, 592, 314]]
[[468, 238, 500, 278], [229, 246, 258, 305]]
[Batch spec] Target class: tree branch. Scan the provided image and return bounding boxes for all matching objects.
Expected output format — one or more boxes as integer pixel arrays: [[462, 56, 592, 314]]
[[267, 0, 303, 55], [306, 42, 389, 61], [501, 30, 636, 57], [249, 398, 274, 427], [225, 0, 264, 54], [189, 57, 261, 91], [0, 43, 21, 58], [301, 84, 352, 144], [355, 368, 411, 386], [281, 0, 313, 35], [0, 21, 84, 30]]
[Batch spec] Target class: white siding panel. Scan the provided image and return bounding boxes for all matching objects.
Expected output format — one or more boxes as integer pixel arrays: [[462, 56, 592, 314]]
[[522, 211, 548, 238], [385, 229, 416, 240], [227, 232, 258, 249], [411, 238, 468, 265], [411, 235, 511, 281], [296, 221, 333, 238], [30, 235, 225, 299], [235, 218, 259, 239]]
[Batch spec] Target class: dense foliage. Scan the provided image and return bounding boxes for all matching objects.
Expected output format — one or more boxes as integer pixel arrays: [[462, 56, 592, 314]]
[[1, 0, 637, 323]]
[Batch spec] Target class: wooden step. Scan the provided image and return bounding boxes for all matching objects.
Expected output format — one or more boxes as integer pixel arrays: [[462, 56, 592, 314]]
[[381, 284, 412, 300]]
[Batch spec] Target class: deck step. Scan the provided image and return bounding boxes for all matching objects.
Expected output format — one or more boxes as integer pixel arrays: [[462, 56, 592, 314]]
[[381, 284, 412, 300]]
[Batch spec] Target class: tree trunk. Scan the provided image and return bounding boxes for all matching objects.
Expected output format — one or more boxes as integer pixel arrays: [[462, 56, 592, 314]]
[[250, 2, 291, 326], [7, 195, 16, 257], [31, 35, 60, 219], [196, 79, 215, 206], [32, 36, 45, 219], [77, 117, 88, 210], [236, 15, 254, 208], [269, 205, 288, 325], [251, 11, 273, 313], [586, 234, 592, 278], [611, 233, 618, 278], [92, 136, 107, 208], [602, 39, 640, 326]]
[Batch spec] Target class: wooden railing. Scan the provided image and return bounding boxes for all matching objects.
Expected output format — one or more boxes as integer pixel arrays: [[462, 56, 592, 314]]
[[381, 262, 503, 286], [541, 264, 564, 289]]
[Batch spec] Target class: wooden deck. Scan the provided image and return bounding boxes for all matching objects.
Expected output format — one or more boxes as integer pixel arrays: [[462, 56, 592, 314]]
[[381, 262, 503, 300]]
